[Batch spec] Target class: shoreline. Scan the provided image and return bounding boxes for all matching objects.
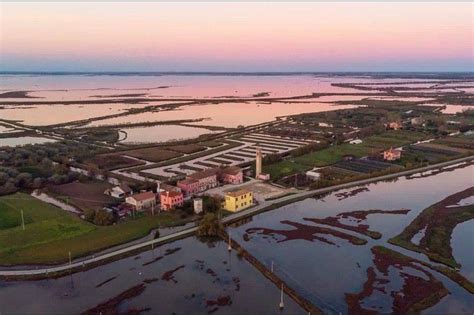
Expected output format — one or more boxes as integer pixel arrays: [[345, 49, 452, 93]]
[[0, 155, 472, 280]]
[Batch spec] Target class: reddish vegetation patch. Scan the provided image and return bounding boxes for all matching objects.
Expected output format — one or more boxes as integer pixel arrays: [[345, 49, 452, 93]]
[[246, 220, 367, 246], [95, 276, 118, 288], [390, 187, 474, 268], [83, 284, 147, 315], [232, 277, 241, 291], [305, 209, 410, 239], [206, 295, 233, 313], [143, 278, 159, 284], [345, 246, 449, 315], [161, 265, 185, 283], [142, 247, 181, 266], [335, 187, 370, 200]]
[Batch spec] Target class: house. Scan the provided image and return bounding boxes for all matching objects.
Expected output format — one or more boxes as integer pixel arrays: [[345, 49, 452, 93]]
[[383, 147, 402, 161], [160, 190, 184, 211], [160, 183, 182, 193], [178, 168, 219, 196], [411, 117, 425, 126], [193, 198, 203, 214], [219, 166, 243, 185], [388, 122, 402, 130], [224, 189, 253, 212], [257, 173, 270, 181], [305, 170, 321, 181], [104, 183, 132, 199], [349, 139, 363, 145], [125, 191, 156, 211], [177, 178, 200, 196]]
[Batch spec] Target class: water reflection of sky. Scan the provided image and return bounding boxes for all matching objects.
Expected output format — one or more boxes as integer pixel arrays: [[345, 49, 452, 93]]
[[0, 237, 304, 315], [230, 164, 474, 314]]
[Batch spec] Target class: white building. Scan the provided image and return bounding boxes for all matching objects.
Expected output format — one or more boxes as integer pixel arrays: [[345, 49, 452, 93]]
[[193, 198, 203, 214], [125, 191, 156, 211], [305, 169, 322, 181]]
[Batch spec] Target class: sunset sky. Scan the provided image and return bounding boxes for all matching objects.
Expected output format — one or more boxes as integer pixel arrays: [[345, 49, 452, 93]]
[[1, 2, 472, 72]]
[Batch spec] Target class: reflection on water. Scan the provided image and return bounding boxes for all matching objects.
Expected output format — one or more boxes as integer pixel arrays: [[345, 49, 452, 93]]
[[229, 164, 474, 314], [120, 125, 220, 144], [0, 237, 303, 315], [0, 136, 56, 147]]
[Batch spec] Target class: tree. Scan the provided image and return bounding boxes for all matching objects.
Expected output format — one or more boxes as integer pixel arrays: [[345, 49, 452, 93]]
[[93, 209, 115, 226], [197, 213, 222, 237], [83, 208, 96, 222]]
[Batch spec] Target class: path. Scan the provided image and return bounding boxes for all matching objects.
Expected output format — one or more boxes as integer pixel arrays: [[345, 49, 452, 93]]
[[0, 155, 472, 277]]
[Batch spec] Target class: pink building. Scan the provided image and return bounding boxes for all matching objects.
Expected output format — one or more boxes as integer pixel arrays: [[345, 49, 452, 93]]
[[220, 166, 243, 185], [383, 147, 402, 161], [177, 178, 200, 196], [160, 190, 184, 211]]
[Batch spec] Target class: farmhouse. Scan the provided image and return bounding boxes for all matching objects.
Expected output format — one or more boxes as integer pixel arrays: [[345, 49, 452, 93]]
[[388, 122, 402, 130], [411, 117, 425, 126], [383, 147, 402, 161], [224, 189, 253, 212], [104, 183, 132, 199], [125, 191, 156, 211], [305, 169, 322, 181], [160, 190, 184, 211]]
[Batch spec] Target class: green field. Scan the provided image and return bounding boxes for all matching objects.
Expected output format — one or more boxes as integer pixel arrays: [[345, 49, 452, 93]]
[[264, 130, 429, 179], [0, 193, 186, 265]]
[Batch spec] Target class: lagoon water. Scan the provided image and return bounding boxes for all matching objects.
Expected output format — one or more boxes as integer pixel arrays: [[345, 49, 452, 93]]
[[1, 164, 472, 314], [228, 163, 474, 314]]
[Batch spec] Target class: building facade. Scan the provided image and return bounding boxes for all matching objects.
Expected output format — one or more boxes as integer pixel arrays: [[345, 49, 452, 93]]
[[224, 189, 253, 212], [160, 191, 184, 211], [220, 166, 243, 185], [383, 148, 402, 161], [125, 191, 156, 211]]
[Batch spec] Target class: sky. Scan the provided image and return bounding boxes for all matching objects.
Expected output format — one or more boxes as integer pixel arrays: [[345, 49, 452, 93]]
[[0, 2, 473, 72]]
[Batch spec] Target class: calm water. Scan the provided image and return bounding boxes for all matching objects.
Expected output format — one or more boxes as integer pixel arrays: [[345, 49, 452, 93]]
[[119, 125, 220, 144], [0, 237, 303, 315], [0, 136, 56, 147], [228, 163, 474, 314]]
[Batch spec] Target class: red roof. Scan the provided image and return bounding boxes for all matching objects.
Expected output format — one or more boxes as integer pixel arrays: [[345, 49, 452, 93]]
[[160, 190, 183, 198], [178, 178, 199, 185], [130, 191, 155, 201], [188, 168, 219, 180], [221, 166, 242, 175]]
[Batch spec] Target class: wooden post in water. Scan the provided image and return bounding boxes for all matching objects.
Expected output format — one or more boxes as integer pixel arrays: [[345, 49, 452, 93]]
[[279, 284, 285, 309]]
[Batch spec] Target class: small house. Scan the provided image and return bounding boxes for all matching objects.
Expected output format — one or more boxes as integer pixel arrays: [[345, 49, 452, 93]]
[[125, 191, 156, 211], [160, 190, 184, 211], [305, 170, 321, 181], [383, 147, 402, 161], [219, 166, 243, 185], [193, 198, 203, 214], [388, 122, 402, 130], [257, 173, 270, 181]]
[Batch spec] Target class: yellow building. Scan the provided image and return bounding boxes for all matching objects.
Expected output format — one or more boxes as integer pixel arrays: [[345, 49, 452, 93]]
[[224, 189, 253, 212]]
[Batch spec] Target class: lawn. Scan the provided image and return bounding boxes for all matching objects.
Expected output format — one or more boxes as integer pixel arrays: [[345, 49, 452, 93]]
[[263, 159, 312, 180], [0, 193, 188, 265], [263, 130, 429, 179]]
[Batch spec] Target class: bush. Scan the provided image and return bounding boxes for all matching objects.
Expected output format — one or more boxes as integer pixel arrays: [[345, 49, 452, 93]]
[[197, 213, 222, 237]]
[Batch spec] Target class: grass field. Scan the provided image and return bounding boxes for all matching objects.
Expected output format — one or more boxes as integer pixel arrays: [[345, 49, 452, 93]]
[[264, 130, 429, 179], [0, 193, 188, 265]]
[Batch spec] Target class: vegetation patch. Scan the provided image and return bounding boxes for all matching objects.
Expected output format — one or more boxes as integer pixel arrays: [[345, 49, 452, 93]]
[[389, 187, 474, 268], [123, 147, 183, 162], [345, 246, 449, 315], [304, 209, 410, 240], [86, 154, 145, 171]]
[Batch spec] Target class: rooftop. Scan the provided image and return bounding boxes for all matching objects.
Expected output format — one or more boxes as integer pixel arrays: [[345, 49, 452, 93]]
[[189, 168, 219, 180], [160, 190, 183, 198], [130, 191, 155, 201], [221, 166, 242, 175], [226, 189, 251, 198]]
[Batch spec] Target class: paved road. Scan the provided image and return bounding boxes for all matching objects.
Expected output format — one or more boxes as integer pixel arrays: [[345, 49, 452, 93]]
[[1, 155, 472, 277]]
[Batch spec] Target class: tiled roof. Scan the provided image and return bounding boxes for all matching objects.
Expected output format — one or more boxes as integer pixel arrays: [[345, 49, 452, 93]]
[[188, 168, 219, 180], [160, 190, 183, 198], [221, 166, 242, 175], [130, 191, 155, 201], [226, 189, 251, 198]]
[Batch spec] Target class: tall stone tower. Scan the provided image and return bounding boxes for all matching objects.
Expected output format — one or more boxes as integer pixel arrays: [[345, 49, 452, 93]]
[[255, 146, 262, 178]]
